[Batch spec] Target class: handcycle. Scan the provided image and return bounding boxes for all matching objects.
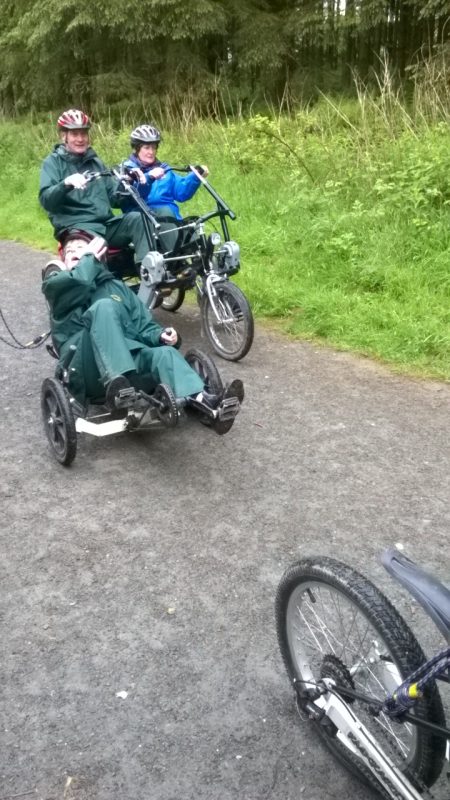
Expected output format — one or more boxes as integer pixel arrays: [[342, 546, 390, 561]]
[[83, 165, 254, 362], [275, 549, 449, 799], [40, 259, 235, 468]]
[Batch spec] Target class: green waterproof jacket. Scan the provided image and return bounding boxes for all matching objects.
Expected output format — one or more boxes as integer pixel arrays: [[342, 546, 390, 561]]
[[39, 144, 124, 239], [42, 254, 166, 402]]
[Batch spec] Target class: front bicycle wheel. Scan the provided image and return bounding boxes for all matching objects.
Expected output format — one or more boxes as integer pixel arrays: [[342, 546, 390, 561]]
[[162, 287, 185, 312], [201, 281, 254, 361], [275, 557, 446, 794]]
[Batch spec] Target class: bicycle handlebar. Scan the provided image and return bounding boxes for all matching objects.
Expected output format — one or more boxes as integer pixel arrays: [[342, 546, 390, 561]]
[[82, 170, 111, 182], [187, 164, 236, 220], [81, 165, 236, 224]]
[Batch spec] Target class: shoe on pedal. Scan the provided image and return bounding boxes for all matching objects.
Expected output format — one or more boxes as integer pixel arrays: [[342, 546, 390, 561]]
[[211, 379, 244, 436], [105, 375, 133, 410], [187, 379, 244, 433], [186, 389, 219, 415]]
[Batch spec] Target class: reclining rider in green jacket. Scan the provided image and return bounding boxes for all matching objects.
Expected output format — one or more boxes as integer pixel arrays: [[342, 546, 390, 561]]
[[42, 234, 244, 435], [39, 109, 152, 263]]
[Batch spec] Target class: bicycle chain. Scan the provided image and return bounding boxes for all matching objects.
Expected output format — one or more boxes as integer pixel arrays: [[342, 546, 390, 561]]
[[349, 706, 437, 800]]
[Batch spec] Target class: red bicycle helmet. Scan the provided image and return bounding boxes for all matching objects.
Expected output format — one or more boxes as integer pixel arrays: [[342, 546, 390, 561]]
[[57, 109, 91, 130]]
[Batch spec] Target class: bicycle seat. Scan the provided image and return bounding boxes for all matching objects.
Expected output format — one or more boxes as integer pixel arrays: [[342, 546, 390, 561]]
[[381, 548, 450, 642]]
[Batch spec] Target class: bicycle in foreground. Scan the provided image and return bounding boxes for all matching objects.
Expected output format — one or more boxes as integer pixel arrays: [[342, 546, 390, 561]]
[[276, 548, 449, 799]]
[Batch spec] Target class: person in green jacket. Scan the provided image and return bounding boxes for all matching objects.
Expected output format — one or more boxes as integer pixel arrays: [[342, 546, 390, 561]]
[[42, 234, 244, 435], [39, 109, 152, 263]]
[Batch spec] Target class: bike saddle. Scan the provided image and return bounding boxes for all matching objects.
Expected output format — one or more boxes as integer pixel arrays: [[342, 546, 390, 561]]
[[381, 548, 450, 642]]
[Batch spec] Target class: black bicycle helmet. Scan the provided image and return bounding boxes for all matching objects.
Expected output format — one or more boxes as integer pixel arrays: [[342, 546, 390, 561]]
[[130, 124, 161, 147]]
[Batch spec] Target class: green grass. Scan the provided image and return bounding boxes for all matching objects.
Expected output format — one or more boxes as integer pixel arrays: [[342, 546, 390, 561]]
[[1, 103, 449, 380]]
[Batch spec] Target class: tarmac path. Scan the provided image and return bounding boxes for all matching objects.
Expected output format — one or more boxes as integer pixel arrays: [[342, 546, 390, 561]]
[[1, 241, 449, 800]]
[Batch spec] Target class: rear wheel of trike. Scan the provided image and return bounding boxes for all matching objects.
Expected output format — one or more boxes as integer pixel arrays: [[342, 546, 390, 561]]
[[184, 348, 224, 427], [41, 377, 77, 466], [201, 281, 254, 361], [162, 288, 186, 312], [184, 348, 223, 395]]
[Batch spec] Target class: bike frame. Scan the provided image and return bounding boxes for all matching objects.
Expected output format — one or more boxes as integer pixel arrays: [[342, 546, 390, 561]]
[[82, 167, 251, 354], [295, 622, 450, 798], [312, 684, 424, 800], [113, 164, 236, 251], [83, 165, 237, 256], [296, 670, 450, 800], [115, 167, 242, 320]]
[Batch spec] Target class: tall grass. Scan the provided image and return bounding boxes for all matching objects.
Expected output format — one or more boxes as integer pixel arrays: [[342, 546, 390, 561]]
[[0, 75, 449, 379]]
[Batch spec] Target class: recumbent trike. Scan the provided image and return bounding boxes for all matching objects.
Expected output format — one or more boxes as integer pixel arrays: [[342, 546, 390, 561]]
[[87, 164, 254, 362]]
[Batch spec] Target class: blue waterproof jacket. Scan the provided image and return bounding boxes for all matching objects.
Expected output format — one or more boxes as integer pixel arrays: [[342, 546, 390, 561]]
[[122, 154, 201, 219]]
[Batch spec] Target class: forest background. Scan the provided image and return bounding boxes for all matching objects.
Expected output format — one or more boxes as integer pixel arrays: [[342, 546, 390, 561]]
[[0, 0, 449, 379]]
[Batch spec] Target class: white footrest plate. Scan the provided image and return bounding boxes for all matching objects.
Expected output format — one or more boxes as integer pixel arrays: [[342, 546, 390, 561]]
[[75, 417, 128, 437]]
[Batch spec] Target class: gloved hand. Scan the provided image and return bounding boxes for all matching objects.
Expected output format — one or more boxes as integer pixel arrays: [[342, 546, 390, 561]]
[[124, 166, 147, 185], [148, 166, 165, 180], [194, 165, 209, 177], [64, 173, 89, 190]]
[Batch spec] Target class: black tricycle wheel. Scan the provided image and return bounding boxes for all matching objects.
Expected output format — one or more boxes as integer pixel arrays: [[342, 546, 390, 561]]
[[275, 556, 446, 797], [152, 383, 179, 428], [41, 377, 77, 466], [184, 347, 223, 395], [200, 280, 254, 362], [162, 288, 186, 312]]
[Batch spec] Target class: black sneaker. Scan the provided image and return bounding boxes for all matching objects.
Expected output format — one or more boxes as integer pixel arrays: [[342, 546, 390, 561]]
[[211, 379, 244, 436], [186, 390, 220, 415], [199, 389, 221, 409], [187, 379, 244, 429], [105, 375, 132, 410]]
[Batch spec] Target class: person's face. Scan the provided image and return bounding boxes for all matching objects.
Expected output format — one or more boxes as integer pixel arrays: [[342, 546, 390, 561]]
[[63, 238, 90, 270], [137, 143, 158, 166], [63, 129, 90, 155]]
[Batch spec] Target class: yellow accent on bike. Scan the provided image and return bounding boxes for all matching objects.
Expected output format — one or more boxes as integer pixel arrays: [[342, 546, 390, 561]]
[[408, 683, 422, 699]]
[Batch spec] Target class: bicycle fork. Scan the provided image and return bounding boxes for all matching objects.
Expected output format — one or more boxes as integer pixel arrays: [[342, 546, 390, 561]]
[[299, 681, 423, 800], [203, 274, 234, 324]]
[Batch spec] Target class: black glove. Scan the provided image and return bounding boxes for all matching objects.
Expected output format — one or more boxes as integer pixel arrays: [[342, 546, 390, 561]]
[[123, 167, 141, 182]]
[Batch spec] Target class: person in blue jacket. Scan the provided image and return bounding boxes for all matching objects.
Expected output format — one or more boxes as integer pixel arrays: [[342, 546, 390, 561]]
[[123, 124, 207, 219], [122, 124, 208, 252]]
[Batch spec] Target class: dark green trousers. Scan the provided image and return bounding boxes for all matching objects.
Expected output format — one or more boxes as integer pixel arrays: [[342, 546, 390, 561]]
[[71, 298, 204, 401], [105, 213, 154, 262]]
